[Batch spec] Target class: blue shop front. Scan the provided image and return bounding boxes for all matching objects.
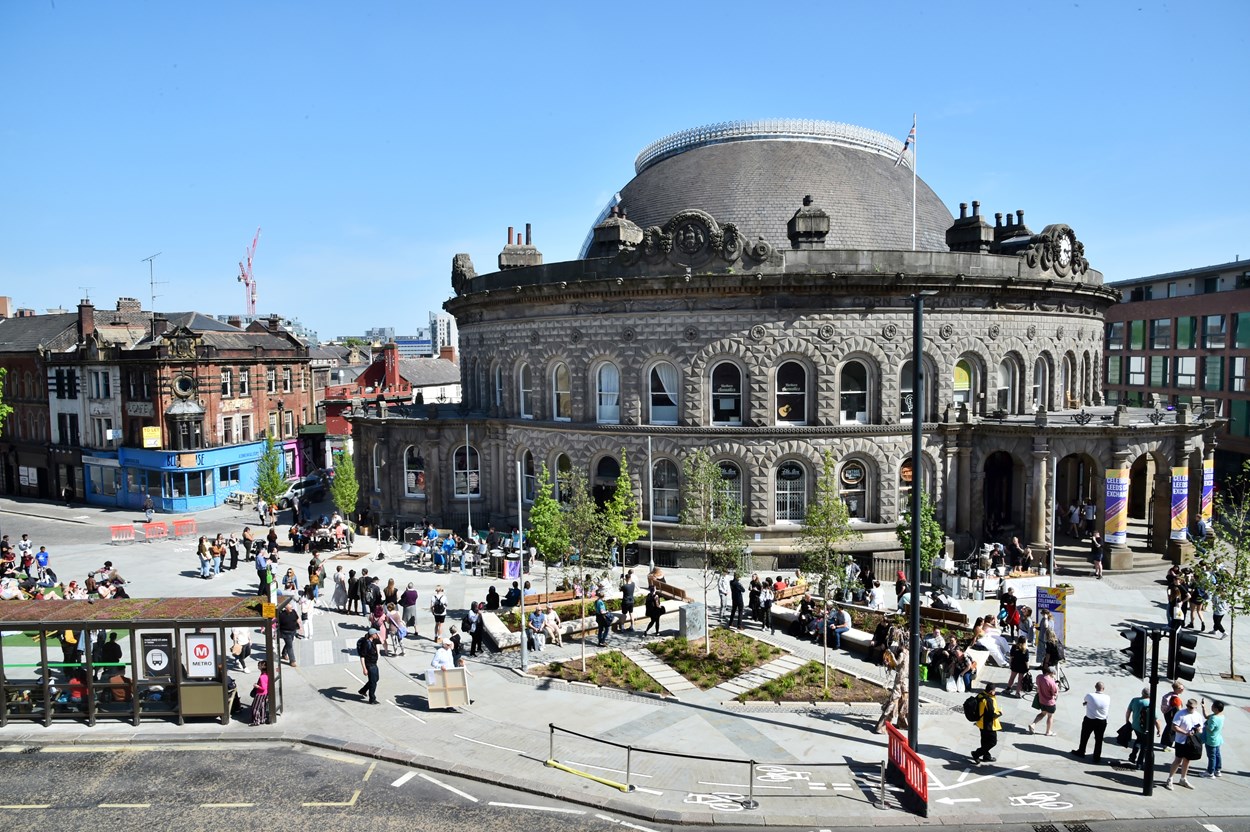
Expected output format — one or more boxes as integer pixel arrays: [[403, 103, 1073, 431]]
[[82, 442, 275, 513]]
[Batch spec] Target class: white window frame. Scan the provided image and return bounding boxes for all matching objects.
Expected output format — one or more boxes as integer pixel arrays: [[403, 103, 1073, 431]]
[[596, 362, 620, 424], [453, 445, 480, 497], [651, 459, 680, 520], [518, 364, 533, 419], [648, 362, 679, 425], [551, 363, 571, 421], [710, 362, 743, 426], [774, 461, 807, 523], [776, 361, 808, 426]]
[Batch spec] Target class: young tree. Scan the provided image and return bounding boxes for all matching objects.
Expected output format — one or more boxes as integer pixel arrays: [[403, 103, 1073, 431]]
[[603, 448, 644, 581], [328, 449, 360, 524], [1203, 460, 1250, 678], [526, 463, 568, 595], [799, 449, 862, 688], [681, 448, 748, 655], [255, 432, 287, 507], [0, 368, 12, 435], [896, 489, 944, 584], [562, 469, 611, 670]]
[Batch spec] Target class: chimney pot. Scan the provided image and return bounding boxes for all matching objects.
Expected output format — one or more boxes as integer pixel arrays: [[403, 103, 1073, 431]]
[[1016, 209, 1025, 224], [507, 226, 514, 245], [995, 212, 1003, 227], [803, 194, 813, 207], [959, 202, 968, 219], [525, 223, 532, 246], [972, 200, 980, 216], [619, 206, 627, 219]]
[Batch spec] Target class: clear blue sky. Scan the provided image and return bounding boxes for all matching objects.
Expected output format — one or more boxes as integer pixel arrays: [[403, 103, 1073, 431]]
[[3, 1, 1246, 341]]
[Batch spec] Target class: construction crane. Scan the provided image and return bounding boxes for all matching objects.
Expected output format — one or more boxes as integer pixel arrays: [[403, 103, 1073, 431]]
[[237, 227, 261, 317]]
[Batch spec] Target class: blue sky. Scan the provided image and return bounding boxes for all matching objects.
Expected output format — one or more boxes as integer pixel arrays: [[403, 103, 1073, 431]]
[[2, 1, 1246, 341]]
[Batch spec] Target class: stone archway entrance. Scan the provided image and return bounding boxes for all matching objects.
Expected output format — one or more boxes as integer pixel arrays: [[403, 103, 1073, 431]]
[[983, 451, 1021, 536], [592, 456, 620, 509], [1056, 452, 1101, 524]]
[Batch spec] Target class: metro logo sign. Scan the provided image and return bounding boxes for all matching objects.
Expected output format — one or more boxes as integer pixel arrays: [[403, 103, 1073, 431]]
[[184, 634, 217, 679]]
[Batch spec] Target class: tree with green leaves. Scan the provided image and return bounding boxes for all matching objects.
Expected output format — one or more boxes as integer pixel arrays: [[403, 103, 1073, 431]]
[[255, 432, 287, 508], [896, 489, 944, 586], [526, 463, 568, 595], [603, 448, 644, 580], [681, 448, 748, 655], [561, 468, 612, 670], [0, 368, 12, 436], [799, 449, 862, 688], [328, 449, 360, 524], [1201, 460, 1250, 678]]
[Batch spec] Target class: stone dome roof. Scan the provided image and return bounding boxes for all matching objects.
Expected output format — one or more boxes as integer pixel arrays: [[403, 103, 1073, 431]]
[[581, 119, 953, 256]]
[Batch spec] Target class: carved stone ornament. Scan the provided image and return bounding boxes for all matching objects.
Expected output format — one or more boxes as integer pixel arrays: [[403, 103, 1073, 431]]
[[939, 323, 954, 340], [1056, 326, 1065, 340], [619, 208, 774, 269], [451, 253, 477, 296], [1027, 324, 1037, 340], [988, 324, 1001, 340], [1022, 223, 1089, 278], [622, 326, 636, 342], [882, 323, 898, 340], [529, 331, 541, 346], [684, 325, 700, 342], [818, 324, 836, 341], [750, 325, 767, 341], [570, 329, 583, 344]]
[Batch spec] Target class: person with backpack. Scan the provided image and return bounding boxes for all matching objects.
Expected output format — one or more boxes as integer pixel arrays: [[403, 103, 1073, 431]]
[[1163, 697, 1204, 789], [1160, 681, 1185, 749], [1126, 686, 1160, 769], [1005, 636, 1031, 697], [430, 585, 448, 642], [969, 682, 1003, 764]]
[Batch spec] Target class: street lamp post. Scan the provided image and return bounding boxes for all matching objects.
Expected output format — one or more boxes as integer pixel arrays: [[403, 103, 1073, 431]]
[[908, 290, 936, 750]]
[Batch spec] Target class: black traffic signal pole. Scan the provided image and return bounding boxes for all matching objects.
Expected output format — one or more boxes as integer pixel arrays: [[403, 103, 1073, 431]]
[[1144, 629, 1163, 797]]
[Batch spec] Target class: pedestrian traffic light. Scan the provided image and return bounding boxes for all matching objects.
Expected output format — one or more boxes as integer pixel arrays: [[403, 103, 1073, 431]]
[[1120, 626, 1147, 679], [1170, 629, 1199, 681]]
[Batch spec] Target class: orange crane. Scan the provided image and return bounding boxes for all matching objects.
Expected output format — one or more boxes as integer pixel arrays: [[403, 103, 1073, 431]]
[[237, 227, 261, 317]]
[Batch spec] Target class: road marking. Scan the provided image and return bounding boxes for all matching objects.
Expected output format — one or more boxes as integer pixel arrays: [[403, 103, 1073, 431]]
[[487, 801, 583, 815], [391, 699, 426, 724], [419, 772, 479, 802], [344, 668, 363, 684], [594, 813, 660, 832], [307, 749, 366, 766], [331, 621, 339, 637], [391, 772, 416, 788], [956, 767, 972, 783], [929, 764, 1030, 791], [634, 786, 664, 795], [302, 788, 361, 807], [564, 760, 652, 778], [698, 780, 791, 790], [99, 803, 150, 808], [362, 761, 377, 782], [454, 734, 522, 754], [200, 803, 255, 808], [0, 805, 52, 809], [1203, 825, 1224, 832], [935, 797, 981, 805]]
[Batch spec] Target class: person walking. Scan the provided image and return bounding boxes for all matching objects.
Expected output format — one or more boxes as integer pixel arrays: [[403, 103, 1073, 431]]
[[875, 646, 910, 734], [619, 571, 637, 631], [277, 602, 300, 668], [717, 571, 730, 621], [760, 579, 776, 634], [971, 682, 1003, 764], [430, 585, 448, 642], [1201, 699, 1225, 778], [643, 585, 664, 635], [1161, 681, 1185, 748], [356, 628, 381, 704], [1005, 636, 1030, 697], [1072, 680, 1111, 763], [1090, 532, 1104, 579], [332, 565, 349, 612], [143, 495, 154, 524], [254, 548, 271, 597], [230, 625, 253, 672], [346, 568, 359, 615], [1127, 686, 1160, 769], [1163, 697, 1204, 789], [1028, 667, 1059, 736], [468, 602, 485, 656], [1038, 609, 1057, 670], [593, 589, 614, 646], [1211, 593, 1229, 639], [400, 582, 420, 640], [728, 573, 746, 629]]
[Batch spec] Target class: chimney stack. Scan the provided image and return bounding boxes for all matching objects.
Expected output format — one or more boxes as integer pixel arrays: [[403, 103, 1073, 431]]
[[77, 299, 95, 341]]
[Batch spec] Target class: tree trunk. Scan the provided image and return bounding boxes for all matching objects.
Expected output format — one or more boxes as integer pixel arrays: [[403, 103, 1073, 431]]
[[1230, 614, 1236, 678], [580, 596, 587, 672]]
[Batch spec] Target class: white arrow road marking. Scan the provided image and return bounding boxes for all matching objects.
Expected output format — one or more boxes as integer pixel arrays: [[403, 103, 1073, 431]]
[[935, 797, 981, 805], [391, 772, 416, 787], [1202, 826, 1223, 832], [929, 764, 1030, 791], [633, 786, 664, 795], [419, 772, 478, 802]]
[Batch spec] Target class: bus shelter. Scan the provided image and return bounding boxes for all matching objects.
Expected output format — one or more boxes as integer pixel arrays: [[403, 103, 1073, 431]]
[[0, 596, 280, 728]]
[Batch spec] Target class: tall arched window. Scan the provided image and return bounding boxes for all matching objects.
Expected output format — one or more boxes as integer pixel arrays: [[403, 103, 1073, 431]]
[[711, 362, 743, 425], [476, 363, 488, 410], [718, 460, 744, 512], [840, 458, 869, 520], [776, 361, 808, 425], [518, 364, 533, 419], [840, 361, 869, 424], [556, 453, 573, 503], [775, 461, 806, 522], [651, 459, 680, 520], [596, 362, 620, 424], [997, 358, 1018, 413], [901, 359, 931, 421], [372, 444, 382, 492], [493, 365, 504, 409], [551, 363, 571, 421], [1061, 354, 1075, 407], [649, 362, 679, 425], [1032, 357, 1049, 410], [954, 359, 974, 406], [453, 445, 480, 497], [522, 450, 536, 502], [899, 456, 931, 511], [404, 446, 425, 497]]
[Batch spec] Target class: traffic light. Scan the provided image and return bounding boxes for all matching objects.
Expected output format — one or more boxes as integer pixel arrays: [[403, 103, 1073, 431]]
[[1120, 626, 1148, 679], [1170, 628, 1199, 681]]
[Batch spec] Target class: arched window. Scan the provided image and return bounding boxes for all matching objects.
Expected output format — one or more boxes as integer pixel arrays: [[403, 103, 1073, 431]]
[[522, 450, 536, 502], [651, 459, 680, 520], [556, 453, 573, 503], [954, 358, 974, 406], [404, 446, 425, 497], [840, 360, 869, 424], [476, 363, 488, 410], [901, 359, 932, 421], [1061, 354, 1075, 407], [1033, 357, 1049, 410], [840, 458, 869, 520], [453, 445, 480, 497], [518, 364, 533, 419], [493, 365, 504, 409], [711, 362, 743, 425], [596, 362, 620, 424], [776, 361, 808, 425], [899, 456, 931, 510], [649, 362, 679, 425], [371, 444, 382, 492], [997, 358, 1018, 413], [775, 461, 807, 522], [718, 460, 744, 512], [551, 363, 571, 421]]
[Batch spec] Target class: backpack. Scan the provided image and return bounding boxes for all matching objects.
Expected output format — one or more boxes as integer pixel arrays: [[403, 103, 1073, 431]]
[[963, 694, 983, 723], [1021, 672, 1035, 693], [431, 596, 447, 616]]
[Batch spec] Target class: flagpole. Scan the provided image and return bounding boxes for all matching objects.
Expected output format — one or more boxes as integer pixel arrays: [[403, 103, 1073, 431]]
[[911, 113, 917, 252]]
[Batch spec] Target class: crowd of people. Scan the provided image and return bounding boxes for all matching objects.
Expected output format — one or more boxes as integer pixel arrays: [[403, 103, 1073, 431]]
[[1, 532, 128, 601]]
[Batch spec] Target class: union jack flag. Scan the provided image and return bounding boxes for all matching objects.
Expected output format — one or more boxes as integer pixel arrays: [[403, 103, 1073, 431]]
[[895, 118, 915, 167]]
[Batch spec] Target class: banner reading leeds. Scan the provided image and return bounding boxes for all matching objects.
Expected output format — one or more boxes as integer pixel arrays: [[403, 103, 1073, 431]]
[[1170, 466, 1189, 542], [1104, 468, 1129, 546]]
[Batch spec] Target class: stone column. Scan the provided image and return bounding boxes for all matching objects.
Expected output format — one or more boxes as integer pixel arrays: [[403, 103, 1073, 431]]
[[956, 441, 972, 535], [942, 439, 959, 534], [1105, 442, 1134, 571], [1029, 438, 1049, 551], [1168, 445, 1196, 566]]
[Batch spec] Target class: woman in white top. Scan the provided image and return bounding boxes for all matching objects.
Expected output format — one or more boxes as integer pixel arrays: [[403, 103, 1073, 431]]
[[331, 565, 349, 612], [1164, 698, 1204, 789]]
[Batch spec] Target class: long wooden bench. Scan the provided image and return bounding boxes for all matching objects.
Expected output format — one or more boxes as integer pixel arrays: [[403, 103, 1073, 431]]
[[763, 604, 873, 653], [651, 580, 687, 602], [902, 603, 970, 629]]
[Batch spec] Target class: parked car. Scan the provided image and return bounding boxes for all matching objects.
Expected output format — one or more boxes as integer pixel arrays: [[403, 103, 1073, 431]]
[[278, 476, 325, 509]]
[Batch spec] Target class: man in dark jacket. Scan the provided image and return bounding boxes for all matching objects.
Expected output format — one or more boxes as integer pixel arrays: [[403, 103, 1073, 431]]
[[277, 603, 301, 667], [729, 573, 746, 629], [355, 568, 372, 615]]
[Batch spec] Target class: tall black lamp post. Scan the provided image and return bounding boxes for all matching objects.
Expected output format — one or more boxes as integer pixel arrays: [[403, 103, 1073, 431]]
[[908, 290, 937, 749]]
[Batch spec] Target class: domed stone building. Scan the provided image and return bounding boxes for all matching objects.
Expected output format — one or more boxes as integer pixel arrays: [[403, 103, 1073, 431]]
[[352, 119, 1213, 569]]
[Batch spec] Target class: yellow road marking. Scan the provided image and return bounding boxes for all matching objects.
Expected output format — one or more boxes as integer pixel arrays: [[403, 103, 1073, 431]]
[[302, 789, 361, 808], [99, 803, 150, 808], [362, 761, 377, 782]]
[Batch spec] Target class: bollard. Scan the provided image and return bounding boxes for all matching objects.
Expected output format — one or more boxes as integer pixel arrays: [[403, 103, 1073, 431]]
[[878, 759, 887, 808], [549, 723, 555, 762], [625, 745, 633, 789], [743, 759, 758, 810]]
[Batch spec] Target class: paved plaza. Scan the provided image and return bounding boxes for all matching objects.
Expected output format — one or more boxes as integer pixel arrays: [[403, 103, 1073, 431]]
[[0, 496, 1245, 826]]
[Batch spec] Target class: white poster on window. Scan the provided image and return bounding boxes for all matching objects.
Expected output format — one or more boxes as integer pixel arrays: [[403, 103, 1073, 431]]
[[184, 633, 218, 679]]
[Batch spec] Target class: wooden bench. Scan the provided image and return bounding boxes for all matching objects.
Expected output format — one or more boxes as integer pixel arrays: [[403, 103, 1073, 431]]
[[774, 583, 808, 603], [651, 580, 687, 602], [765, 604, 873, 653], [525, 590, 576, 607], [903, 604, 970, 629]]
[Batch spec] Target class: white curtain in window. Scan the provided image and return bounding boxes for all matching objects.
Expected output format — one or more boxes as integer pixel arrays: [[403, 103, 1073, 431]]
[[654, 362, 679, 400], [599, 364, 619, 405]]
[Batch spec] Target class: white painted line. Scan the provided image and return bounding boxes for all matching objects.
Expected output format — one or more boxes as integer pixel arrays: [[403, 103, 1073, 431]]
[[929, 765, 1031, 792], [454, 733, 523, 754], [343, 668, 363, 684], [201, 803, 255, 808], [833, 786, 853, 791], [595, 813, 661, 832], [1202, 826, 1223, 832], [564, 760, 653, 778], [488, 801, 583, 815], [331, 620, 339, 637], [391, 772, 416, 788], [633, 786, 664, 796], [99, 803, 149, 808], [390, 699, 426, 724], [698, 780, 791, 790], [957, 767, 971, 783], [419, 772, 479, 802]]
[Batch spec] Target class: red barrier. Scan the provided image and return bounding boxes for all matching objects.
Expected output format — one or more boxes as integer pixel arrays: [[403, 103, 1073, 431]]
[[172, 519, 197, 539], [140, 522, 169, 543], [109, 525, 136, 545], [884, 722, 928, 816]]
